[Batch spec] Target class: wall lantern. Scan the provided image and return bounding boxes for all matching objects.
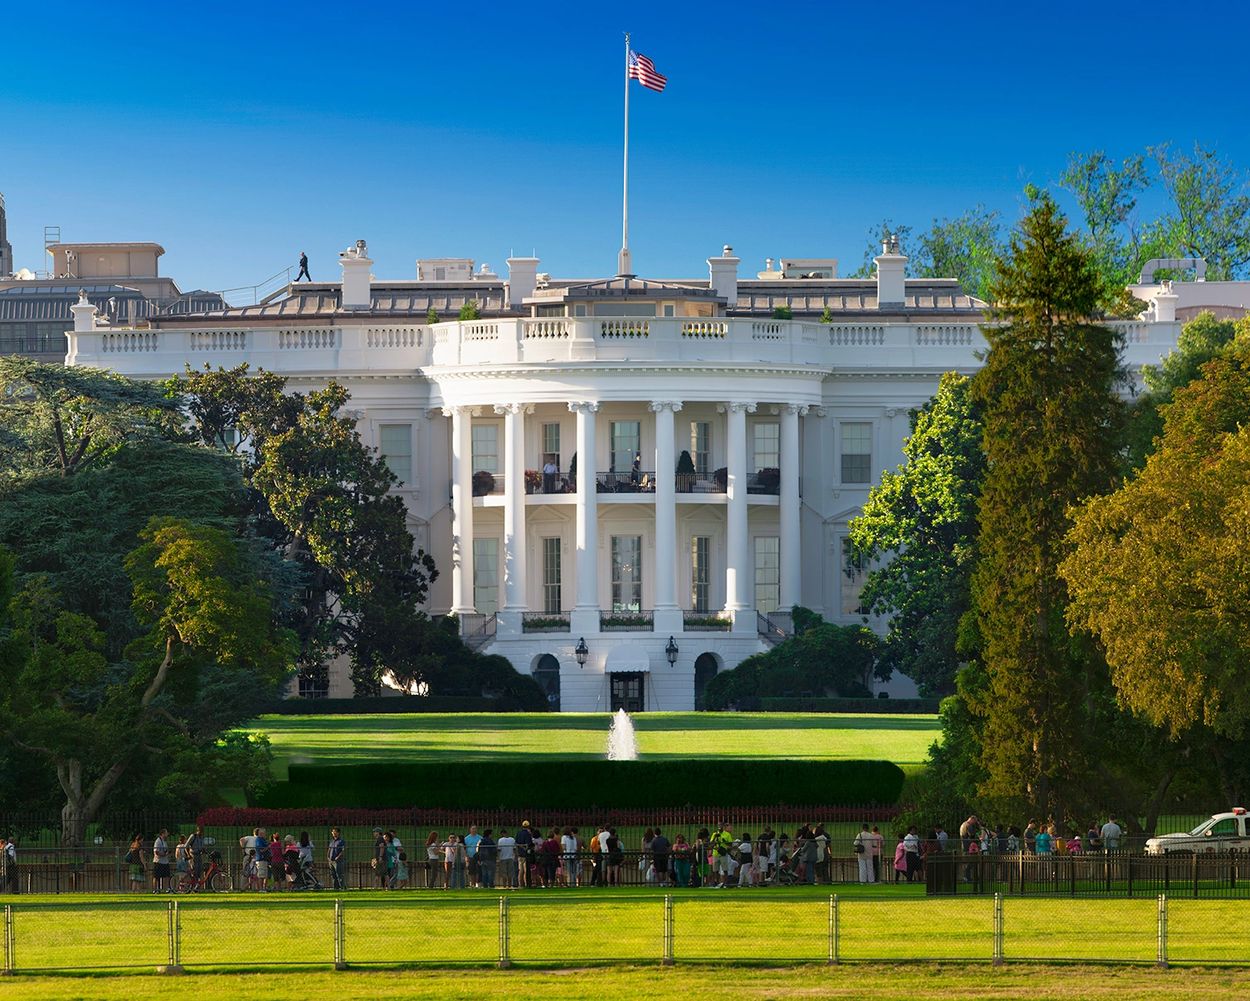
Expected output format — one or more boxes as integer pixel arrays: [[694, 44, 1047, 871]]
[[665, 636, 679, 667], [574, 637, 589, 668]]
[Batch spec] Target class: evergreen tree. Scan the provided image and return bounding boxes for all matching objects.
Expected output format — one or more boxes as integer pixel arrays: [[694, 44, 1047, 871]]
[[969, 191, 1127, 819]]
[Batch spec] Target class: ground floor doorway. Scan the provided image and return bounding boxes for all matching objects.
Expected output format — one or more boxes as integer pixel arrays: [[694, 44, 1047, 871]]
[[609, 671, 646, 712]]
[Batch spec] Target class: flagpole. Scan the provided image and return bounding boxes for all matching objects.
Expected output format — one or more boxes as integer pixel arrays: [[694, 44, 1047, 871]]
[[618, 31, 632, 277]]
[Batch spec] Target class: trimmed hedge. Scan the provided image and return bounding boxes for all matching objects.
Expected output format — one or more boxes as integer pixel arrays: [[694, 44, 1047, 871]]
[[263, 695, 530, 715], [259, 759, 905, 810], [758, 697, 941, 714]]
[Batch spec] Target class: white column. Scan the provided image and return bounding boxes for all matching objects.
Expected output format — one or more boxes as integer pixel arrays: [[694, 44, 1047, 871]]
[[780, 403, 806, 611], [446, 406, 476, 615], [724, 401, 755, 627], [570, 402, 600, 635], [651, 401, 682, 632], [496, 403, 530, 628]]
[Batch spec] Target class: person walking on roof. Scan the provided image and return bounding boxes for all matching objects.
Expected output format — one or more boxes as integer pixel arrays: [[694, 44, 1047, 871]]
[[296, 251, 311, 282]]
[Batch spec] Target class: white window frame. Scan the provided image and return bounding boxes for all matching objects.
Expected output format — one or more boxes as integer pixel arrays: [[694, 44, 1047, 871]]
[[754, 536, 780, 614], [378, 423, 413, 485], [473, 537, 499, 614], [840, 421, 872, 484]]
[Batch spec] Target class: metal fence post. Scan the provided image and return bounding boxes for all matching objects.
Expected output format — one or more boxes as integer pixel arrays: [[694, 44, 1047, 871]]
[[497, 896, 511, 969], [1157, 894, 1168, 968], [992, 893, 1004, 966], [662, 894, 674, 965], [158, 899, 183, 975], [334, 899, 346, 970], [828, 894, 839, 965], [2, 904, 11, 975]]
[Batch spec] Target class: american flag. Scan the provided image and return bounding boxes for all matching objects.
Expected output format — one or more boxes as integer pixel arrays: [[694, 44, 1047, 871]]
[[627, 49, 667, 92]]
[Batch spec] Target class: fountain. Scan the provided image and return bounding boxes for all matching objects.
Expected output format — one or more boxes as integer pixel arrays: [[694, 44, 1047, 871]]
[[606, 708, 639, 761]]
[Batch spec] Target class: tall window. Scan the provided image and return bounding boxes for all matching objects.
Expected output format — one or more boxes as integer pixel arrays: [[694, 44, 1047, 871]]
[[691, 421, 711, 475], [473, 538, 499, 614], [611, 535, 643, 612], [378, 423, 412, 484], [471, 424, 499, 473], [840, 537, 866, 616], [691, 536, 711, 612], [610, 421, 640, 473], [841, 422, 872, 484], [753, 422, 780, 470], [542, 422, 561, 467], [754, 536, 780, 614], [542, 537, 562, 613]]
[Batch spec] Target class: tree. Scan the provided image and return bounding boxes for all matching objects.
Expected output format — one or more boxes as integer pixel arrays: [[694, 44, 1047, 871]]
[[1063, 339, 1250, 744], [426, 306, 440, 325], [0, 358, 176, 479], [458, 300, 481, 321], [968, 191, 1127, 819], [849, 372, 985, 696], [910, 206, 1005, 302], [848, 221, 913, 278], [1059, 151, 1151, 291], [0, 518, 293, 845], [1124, 312, 1245, 468], [1147, 142, 1250, 281]]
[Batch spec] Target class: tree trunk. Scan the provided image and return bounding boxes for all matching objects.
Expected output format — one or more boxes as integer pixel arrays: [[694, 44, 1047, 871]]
[[57, 756, 130, 848]]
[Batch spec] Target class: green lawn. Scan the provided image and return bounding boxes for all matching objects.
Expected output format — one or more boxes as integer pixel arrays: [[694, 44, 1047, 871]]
[[2, 888, 1247, 973], [5, 965, 1250, 1001], [251, 712, 940, 777]]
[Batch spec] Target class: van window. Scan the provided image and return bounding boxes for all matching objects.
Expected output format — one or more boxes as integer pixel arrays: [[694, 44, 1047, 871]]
[[1210, 819, 1236, 836]]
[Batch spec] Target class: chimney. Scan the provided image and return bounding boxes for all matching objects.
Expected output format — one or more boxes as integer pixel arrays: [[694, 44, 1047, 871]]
[[708, 244, 740, 306], [506, 256, 539, 309], [1153, 279, 1179, 323], [874, 232, 906, 308], [71, 289, 97, 331], [339, 239, 373, 310]]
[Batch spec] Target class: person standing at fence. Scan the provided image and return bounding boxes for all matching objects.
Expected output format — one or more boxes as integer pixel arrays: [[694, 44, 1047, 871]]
[[239, 828, 261, 891], [372, 828, 388, 889], [268, 833, 285, 891], [962, 833, 981, 883], [516, 821, 535, 888], [424, 831, 442, 888], [800, 826, 819, 885], [1100, 816, 1122, 853], [561, 826, 579, 887], [0, 835, 18, 894], [327, 827, 346, 891], [814, 825, 831, 883], [151, 829, 171, 893], [464, 824, 482, 888], [869, 825, 884, 882], [478, 829, 497, 889], [903, 825, 921, 882], [892, 835, 908, 883], [496, 829, 516, 888], [595, 823, 611, 886], [1034, 825, 1053, 856], [711, 824, 735, 887], [853, 824, 873, 883], [671, 834, 692, 887], [185, 825, 205, 887]]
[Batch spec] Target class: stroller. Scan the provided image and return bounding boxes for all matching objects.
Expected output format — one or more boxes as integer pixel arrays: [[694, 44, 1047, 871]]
[[768, 847, 802, 886], [284, 848, 323, 891]]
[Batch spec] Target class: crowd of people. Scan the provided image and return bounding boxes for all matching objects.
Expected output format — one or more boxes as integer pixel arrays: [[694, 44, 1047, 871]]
[[0, 813, 1132, 894]]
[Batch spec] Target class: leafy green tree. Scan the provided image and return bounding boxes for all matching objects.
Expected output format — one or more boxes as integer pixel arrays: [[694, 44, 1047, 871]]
[[969, 192, 1127, 819], [910, 206, 1005, 302], [1059, 151, 1151, 290], [771, 304, 793, 320], [848, 221, 913, 278], [426, 306, 440, 325], [0, 518, 293, 844], [1063, 339, 1250, 744], [458, 300, 481, 321], [0, 358, 175, 479], [1147, 142, 1250, 281], [849, 373, 985, 697], [703, 611, 880, 709]]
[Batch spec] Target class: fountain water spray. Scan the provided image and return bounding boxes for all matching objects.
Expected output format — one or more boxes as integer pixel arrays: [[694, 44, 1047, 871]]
[[606, 707, 638, 761]]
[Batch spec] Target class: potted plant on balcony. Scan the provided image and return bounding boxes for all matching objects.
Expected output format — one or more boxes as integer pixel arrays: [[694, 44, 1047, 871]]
[[676, 450, 696, 493], [567, 452, 577, 492], [472, 470, 495, 496], [756, 467, 781, 493], [524, 469, 542, 494], [713, 467, 728, 492]]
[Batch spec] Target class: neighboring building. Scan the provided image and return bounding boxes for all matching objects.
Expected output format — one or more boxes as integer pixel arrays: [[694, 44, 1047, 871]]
[[0, 236, 224, 362], [1128, 257, 1250, 323], [65, 238, 1186, 709]]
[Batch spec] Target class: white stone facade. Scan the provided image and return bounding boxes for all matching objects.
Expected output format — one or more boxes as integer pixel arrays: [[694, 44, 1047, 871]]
[[65, 244, 1185, 710]]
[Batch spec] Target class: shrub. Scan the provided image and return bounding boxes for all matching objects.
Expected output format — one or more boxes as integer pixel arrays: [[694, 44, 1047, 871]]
[[258, 759, 905, 810], [262, 695, 531, 715], [713, 467, 728, 491], [757, 697, 942, 714], [472, 470, 495, 496]]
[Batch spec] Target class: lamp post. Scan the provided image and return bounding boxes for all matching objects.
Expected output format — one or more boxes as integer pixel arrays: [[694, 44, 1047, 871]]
[[665, 635, 678, 667], [575, 637, 589, 668]]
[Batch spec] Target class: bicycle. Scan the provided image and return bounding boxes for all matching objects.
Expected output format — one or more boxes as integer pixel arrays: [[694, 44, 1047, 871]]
[[175, 850, 233, 892]]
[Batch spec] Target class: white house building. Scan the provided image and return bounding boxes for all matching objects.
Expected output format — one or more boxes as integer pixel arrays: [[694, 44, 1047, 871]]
[[65, 238, 1186, 711]]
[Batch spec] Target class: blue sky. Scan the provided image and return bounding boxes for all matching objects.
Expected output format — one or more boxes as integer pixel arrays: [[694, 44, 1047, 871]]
[[2, 0, 1248, 293]]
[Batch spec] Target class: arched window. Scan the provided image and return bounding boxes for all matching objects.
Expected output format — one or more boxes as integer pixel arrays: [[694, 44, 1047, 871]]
[[533, 654, 561, 711], [694, 653, 721, 710]]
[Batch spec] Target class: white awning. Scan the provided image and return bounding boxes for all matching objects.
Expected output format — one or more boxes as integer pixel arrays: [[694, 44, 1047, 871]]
[[604, 646, 652, 673]]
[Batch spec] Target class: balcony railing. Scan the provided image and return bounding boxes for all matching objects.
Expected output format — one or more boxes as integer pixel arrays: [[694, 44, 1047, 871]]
[[460, 612, 497, 651], [596, 471, 657, 493], [757, 611, 788, 645], [600, 609, 654, 631], [522, 612, 571, 633], [683, 611, 732, 631]]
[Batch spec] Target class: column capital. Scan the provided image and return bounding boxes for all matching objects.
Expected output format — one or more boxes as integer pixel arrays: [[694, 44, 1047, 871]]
[[568, 401, 601, 414], [440, 405, 481, 418], [493, 403, 534, 416], [718, 401, 757, 414], [811, 406, 828, 418], [784, 403, 810, 416], [648, 401, 684, 413]]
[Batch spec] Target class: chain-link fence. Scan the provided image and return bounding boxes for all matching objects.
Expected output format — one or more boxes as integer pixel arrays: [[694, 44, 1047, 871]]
[[5, 894, 1250, 973]]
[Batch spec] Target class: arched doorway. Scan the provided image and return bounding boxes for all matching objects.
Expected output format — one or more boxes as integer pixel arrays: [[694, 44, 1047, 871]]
[[532, 654, 561, 711], [694, 653, 721, 710]]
